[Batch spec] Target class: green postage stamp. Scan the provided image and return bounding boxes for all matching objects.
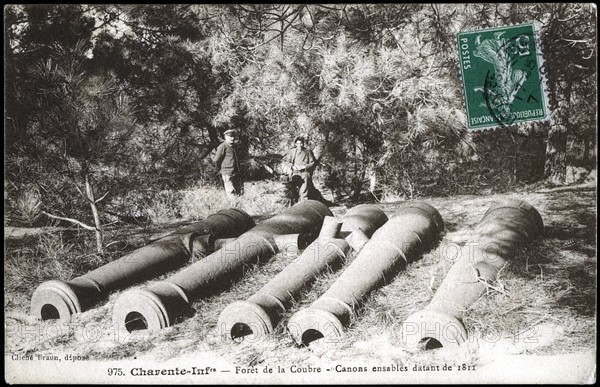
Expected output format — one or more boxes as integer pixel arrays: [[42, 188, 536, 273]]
[[457, 23, 550, 130]]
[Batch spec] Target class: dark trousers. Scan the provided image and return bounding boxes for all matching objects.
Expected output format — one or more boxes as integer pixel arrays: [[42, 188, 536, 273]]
[[291, 172, 311, 201]]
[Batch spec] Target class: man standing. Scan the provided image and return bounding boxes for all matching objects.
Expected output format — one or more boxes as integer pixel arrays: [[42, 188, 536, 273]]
[[284, 136, 316, 202], [212, 129, 243, 199]]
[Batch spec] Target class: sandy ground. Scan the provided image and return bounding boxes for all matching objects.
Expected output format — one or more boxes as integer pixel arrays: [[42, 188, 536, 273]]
[[4, 183, 597, 384]]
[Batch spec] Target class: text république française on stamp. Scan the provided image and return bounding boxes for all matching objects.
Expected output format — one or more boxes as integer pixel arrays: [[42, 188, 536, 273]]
[[457, 23, 550, 130]]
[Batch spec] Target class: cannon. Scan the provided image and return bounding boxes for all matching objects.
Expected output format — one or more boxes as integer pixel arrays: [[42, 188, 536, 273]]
[[112, 200, 332, 332], [401, 200, 543, 350], [30, 208, 255, 321], [287, 202, 444, 346], [217, 205, 388, 340]]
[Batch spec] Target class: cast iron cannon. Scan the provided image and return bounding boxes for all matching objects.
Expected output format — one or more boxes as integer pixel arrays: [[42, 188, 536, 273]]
[[287, 202, 444, 346], [401, 200, 543, 349], [112, 200, 332, 332], [217, 205, 388, 340], [31, 208, 255, 321]]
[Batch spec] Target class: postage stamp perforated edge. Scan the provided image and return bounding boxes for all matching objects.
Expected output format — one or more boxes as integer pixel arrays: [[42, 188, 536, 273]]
[[456, 21, 552, 132]]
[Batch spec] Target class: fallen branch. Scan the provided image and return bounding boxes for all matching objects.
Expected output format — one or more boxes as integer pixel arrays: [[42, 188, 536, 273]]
[[42, 211, 95, 231]]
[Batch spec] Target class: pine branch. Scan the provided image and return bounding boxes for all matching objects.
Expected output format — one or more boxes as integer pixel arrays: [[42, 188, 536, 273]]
[[95, 191, 110, 203]]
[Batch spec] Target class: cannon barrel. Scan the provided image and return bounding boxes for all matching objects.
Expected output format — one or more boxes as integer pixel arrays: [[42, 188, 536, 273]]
[[217, 205, 388, 340], [401, 200, 543, 350], [30, 208, 255, 321], [112, 200, 332, 332], [287, 202, 444, 346]]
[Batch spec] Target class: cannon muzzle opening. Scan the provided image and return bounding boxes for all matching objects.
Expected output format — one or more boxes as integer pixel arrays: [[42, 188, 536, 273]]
[[401, 309, 468, 350], [30, 280, 95, 321], [217, 301, 274, 341], [111, 282, 190, 331], [287, 308, 344, 346]]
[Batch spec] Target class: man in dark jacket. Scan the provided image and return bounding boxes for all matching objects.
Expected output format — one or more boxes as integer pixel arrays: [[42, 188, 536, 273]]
[[211, 129, 243, 198], [284, 136, 316, 202]]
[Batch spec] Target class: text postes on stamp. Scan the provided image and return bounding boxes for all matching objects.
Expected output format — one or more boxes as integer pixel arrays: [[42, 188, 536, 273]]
[[458, 23, 549, 130]]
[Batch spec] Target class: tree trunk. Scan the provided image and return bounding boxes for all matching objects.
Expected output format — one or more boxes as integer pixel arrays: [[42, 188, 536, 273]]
[[198, 125, 222, 160], [352, 137, 362, 202], [583, 136, 590, 165], [85, 173, 104, 254], [544, 83, 571, 185], [368, 164, 377, 193], [544, 116, 568, 185]]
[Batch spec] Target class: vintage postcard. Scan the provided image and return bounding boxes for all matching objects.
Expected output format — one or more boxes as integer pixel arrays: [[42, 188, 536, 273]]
[[5, 3, 596, 385]]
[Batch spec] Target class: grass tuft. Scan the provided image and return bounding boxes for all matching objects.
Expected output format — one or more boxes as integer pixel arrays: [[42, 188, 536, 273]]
[[149, 180, 287, 225], [11, 187, 43, 226]]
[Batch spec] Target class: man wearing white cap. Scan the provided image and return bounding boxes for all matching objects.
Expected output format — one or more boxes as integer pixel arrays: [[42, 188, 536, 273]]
[[211, 129, 243, 198]]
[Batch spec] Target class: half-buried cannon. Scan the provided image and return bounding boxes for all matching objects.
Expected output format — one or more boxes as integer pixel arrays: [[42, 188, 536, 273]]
[[217, 205, 388, 340], [287, 202, 444, 346], [112, 200, 332, 332], [30, 208, 255, 321], [401, 200, 543, 350]]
